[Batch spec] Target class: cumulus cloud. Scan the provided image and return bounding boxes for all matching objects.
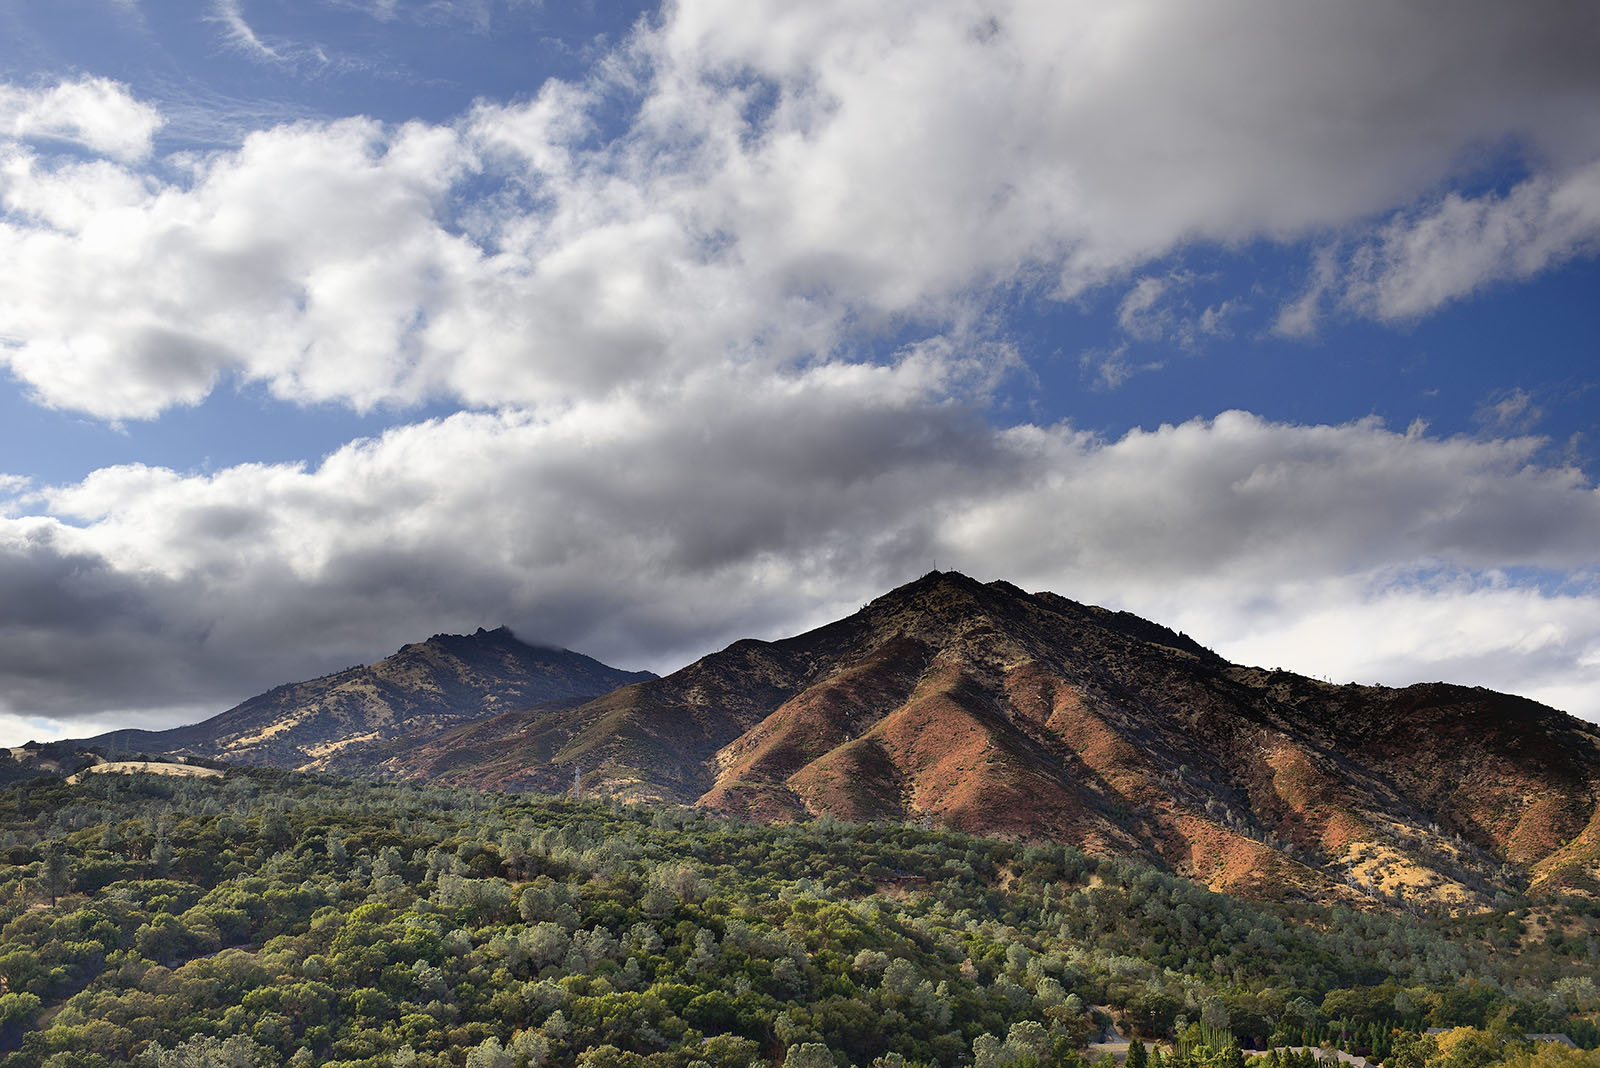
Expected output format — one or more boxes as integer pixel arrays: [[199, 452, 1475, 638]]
[[4, 1, 1600, 418], [949, 413, 1600, 584], [935, 412, 1600, 714], [0, 78, 163, 162], [1186, 577, 1600, 721], [1, 117, 482, 417]]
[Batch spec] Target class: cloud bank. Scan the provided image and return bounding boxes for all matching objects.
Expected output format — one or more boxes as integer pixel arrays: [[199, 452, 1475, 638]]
[[5, 402, 1600, 740]]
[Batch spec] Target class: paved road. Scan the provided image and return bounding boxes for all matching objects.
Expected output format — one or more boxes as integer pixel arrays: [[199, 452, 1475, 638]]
[[1087, 1007, 1132, 1063]]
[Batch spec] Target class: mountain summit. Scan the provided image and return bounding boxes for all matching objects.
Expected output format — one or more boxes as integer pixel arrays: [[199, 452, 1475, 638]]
[[392, 571, 1600, 907], [93, 627, 654, 772]]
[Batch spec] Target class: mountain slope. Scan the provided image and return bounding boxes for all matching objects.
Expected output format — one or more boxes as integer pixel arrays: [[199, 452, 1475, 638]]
[[392, 572, 1600, 907], [93, 626, 654, 772]]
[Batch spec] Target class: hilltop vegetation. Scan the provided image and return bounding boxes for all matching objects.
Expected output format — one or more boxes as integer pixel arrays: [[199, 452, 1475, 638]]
[[0, 770, 1596, 1068]]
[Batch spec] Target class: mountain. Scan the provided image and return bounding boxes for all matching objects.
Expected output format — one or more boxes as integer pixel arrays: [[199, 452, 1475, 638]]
[[92, 626, 655, 772], [387, 571, 1600, 908]]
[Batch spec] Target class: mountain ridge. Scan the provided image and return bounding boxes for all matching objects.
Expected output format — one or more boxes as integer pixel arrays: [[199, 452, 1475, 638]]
[[381, 571, 1600, 908], [93, 625, 655, 772], [79, 571, 1600, 910]]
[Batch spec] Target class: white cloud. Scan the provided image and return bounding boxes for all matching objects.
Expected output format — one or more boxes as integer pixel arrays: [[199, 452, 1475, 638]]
[[1185, 577, 1600, 718], [1344, 159, 1600, 320], [4, 2, 1600, 419], [1475, 387, 1543, 436], [1115, 271, 1236, 349], [941, 413, 1600, 604], [1117, 277, 1173, 339], [0, 78, 163, 162], [320, 0, 544, 30], [933, 411, 1600, 712], [0, 354, 1000, 721], [1079, 344, 1163, 391], [210, 0, 282, 62], [1272, 245, 1339, 338], [1, 118, 483, 418]]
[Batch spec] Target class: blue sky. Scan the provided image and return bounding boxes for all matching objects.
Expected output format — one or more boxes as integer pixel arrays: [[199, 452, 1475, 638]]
[[2, 0, 1600, 743]]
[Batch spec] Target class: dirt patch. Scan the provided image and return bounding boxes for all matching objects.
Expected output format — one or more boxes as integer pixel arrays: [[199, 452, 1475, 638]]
[[68, 762, 223, 785]]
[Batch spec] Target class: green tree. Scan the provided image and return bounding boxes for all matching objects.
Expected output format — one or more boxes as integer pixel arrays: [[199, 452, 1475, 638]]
[[146, 1033, 274, 1068], [785, 1043, 837, 1068], [40, 842, 71, 905]]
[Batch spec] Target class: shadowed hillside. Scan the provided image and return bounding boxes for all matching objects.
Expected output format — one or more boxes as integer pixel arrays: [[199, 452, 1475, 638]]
[[92, 626, 654, 772]]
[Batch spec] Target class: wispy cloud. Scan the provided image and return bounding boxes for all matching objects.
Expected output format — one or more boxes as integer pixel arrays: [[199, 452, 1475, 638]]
[[319, 0, 543, 33], [205, 0, 385, 76], [1080, 345, 1164, 391], [1274, 163, 1600, 335], [1342, 161, 1600, 321], [1272, 245, 1340, 339], [209, 0, 282, 63], [1475, 387, 1544, 436], [1116, 271, 1238, 350]]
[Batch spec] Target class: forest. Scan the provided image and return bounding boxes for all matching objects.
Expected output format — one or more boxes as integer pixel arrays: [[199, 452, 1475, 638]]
[[0, 767, 1596, 1068]]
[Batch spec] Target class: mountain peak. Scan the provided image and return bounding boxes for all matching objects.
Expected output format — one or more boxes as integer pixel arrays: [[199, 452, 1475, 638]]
[[863, 568, 990, 612], [90, 626, 653, 775], [425, 623, 517, 645]]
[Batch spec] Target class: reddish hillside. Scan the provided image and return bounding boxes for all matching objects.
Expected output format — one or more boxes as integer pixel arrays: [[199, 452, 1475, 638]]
[[351, 574, 1600, 906]]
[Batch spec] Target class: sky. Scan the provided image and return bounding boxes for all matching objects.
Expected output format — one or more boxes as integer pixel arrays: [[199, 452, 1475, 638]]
[[2, 1, 1600, 744]]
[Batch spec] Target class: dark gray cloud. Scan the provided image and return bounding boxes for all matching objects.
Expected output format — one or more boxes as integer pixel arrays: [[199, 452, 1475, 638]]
[[3, 398, 1600, 741]]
